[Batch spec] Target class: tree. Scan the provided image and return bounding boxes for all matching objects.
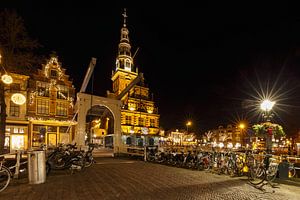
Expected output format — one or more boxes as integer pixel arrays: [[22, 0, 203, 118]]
[[0, 9, 43, 154], [252, 122, 285, 137], [0, 9, 43, 74], [204, 131, 214, 142]]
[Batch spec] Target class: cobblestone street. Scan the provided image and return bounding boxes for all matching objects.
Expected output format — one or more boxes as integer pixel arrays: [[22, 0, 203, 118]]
[[0, 157, 299, 200]]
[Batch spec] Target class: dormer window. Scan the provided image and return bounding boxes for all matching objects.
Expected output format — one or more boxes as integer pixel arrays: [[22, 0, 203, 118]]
[[50, 70, 58, 78]]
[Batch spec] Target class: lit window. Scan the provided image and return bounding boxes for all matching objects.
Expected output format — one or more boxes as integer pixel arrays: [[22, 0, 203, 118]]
[[10, 101, 20, 117], [37, 99, 49, 114], [36, 82, 50, 97], [57, 85, 68, 99], [56, 102, 68, 116], [150, 119, 155, 127], [124, 59, 131, 71]]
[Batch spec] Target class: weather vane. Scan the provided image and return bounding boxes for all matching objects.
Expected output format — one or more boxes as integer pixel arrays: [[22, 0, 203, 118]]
[[122, 8, 127, 27]]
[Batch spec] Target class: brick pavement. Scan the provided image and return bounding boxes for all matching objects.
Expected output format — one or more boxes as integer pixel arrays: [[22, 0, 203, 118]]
[[0, 157, 299, 200]]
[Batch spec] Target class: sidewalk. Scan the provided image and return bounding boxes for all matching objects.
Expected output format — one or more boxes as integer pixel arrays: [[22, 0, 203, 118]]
[[274, 177, 300, 187]]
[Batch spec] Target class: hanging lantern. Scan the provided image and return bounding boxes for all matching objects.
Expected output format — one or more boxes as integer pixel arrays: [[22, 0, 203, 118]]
[[11, 93, 26, 105], [1, 74, 13, 84]]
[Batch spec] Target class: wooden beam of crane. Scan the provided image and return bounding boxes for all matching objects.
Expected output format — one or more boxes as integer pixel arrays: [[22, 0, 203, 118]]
[[117, 73, 144, 100], [80, 57, 97, 93]]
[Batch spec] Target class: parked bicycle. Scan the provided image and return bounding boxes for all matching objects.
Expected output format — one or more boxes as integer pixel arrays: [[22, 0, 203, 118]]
[[0, 151, 27, 192]]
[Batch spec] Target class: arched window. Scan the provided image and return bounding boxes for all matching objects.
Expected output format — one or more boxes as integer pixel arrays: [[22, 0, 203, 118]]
[[149, 138, 154, 146], [126, 137, 132, 145], [116, 60, 119, 69], [125, 59, 131, 71]]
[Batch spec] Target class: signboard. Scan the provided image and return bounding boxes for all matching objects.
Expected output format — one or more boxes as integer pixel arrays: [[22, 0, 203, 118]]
[[141, 127, 149, 135]]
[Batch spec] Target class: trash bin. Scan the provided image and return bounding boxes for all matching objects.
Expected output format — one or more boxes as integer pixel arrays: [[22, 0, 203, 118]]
[[27, 150, 46, 184], [278, 160, 289, 180]]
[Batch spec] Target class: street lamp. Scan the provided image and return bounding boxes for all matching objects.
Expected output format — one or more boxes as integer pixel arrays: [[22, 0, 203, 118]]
[[186, 121, 191, 133], [239, 123, 246, 148], [260, 99, 275, 122], [260, 99, 275, 154]]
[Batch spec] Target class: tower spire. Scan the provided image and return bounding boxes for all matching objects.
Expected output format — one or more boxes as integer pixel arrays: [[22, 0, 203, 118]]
[[114, 8, 135, 73], [122, 8, 127, 27]]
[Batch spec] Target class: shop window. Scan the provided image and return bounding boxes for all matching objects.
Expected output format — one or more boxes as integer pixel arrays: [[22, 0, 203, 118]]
[[10, 101, 20, 117], [37, 99, 49, 114], [59, 126, 69, 133], [32, 125, 46, 147]]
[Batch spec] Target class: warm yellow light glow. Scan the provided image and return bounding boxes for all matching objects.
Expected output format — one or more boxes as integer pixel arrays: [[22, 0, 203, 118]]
[[260, 99, 275, 111], [186, 121, 192, 126], [11, 135, 25, 150], [147, 110, 153, 114], [1, 74, 13, 84], [129, 107, 135, 111], [239, 123, 245, 129], [11, 93, 26, 105], [235, 143, 241, 148]]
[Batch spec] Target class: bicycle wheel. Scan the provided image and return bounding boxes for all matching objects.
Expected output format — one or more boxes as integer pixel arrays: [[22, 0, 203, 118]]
[[84, 156, 94, 168], [289, 166, 296, 178], [248, 165, 266, 185], [266, 164, 278, 182], [0, 166, 11, 193]]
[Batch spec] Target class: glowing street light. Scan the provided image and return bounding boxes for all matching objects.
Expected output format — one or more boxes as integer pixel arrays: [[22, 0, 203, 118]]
[[239, 123, 245, 129], [260, 99, 275, 111], [260, 99, 275, 154], [186, 121, 192, 133]]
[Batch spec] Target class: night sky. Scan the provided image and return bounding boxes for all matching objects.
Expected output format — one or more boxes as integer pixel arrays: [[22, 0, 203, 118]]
[[3, 1, 300, 135]]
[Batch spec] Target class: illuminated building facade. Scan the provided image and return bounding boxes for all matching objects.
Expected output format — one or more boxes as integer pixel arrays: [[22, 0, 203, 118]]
[[204, 124, 244, 149], [27, 57, 76, 148], [4, 73, 29, 152], [111, 9, 160, 146]]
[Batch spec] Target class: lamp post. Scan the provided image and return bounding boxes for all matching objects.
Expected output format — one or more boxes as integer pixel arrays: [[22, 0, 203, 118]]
[[186, 121, 191, 133], [260, 99, 275, 154], [239, 123, 246, 148]]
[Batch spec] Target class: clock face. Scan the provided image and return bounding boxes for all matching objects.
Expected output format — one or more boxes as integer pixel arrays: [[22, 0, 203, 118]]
[[1, 74, 13, 84], [11, 93, 26, 105]]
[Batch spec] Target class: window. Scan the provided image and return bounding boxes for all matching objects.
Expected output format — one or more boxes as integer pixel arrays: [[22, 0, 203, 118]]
[[10, 83, 20, 93], [32, 125, 46, 147], [150, 119, 155, 127], [139, 117, 145, 126], [50, 70, 58, 78], [36, 82, 50, 97], [57, 85, 68, 99], [56, 102, 68, 116], [10, 101, 20, 117], [37, 99, 49, 114], [125, 116, 131, 125], [125, 59, 131, 71]]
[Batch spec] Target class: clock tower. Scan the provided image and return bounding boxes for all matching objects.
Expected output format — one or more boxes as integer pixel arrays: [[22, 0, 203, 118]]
[[111, 9, 160, 146]]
